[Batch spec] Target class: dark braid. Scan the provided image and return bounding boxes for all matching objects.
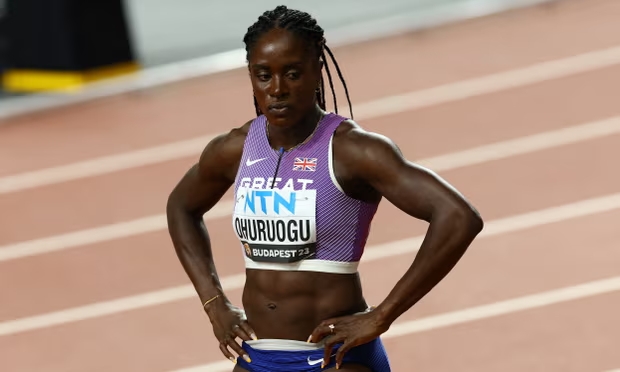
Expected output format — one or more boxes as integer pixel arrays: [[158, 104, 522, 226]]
[[243, 5, 354, 119]]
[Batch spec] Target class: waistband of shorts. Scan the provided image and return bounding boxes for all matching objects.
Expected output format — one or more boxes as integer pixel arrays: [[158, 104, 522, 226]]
[[246, 339, 323, 351], [245, 307, 375, 351]]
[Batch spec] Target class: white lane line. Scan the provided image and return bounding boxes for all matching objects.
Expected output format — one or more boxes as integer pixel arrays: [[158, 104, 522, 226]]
[[1, 191, 620, 337], [0, 135, 215, 195], [2, 44, 620, 195], [414, 115, 620, 170], [2, 115, 620, 263], [354, 44, 620, 121], [171, 275, 620, 371], [0, 200, 234, 262]]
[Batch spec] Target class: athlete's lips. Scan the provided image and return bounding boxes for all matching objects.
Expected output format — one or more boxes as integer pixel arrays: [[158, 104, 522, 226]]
[[268, 102, 291, 112]]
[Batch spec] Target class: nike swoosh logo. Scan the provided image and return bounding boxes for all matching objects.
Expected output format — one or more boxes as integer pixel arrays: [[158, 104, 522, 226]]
[[307, 357, 323, 366], [307, 354, 337, 366], [246, 157, 267, 166]]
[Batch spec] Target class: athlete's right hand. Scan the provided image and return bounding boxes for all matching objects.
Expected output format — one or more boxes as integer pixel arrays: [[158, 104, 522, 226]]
[[205, 300, 256, 364]]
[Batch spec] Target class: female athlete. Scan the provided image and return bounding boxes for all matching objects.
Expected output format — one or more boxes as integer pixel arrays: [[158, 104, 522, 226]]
[[166, 5, 483, 372]]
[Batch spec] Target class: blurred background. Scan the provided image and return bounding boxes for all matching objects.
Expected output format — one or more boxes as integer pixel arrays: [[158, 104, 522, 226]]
[[0, 0, 550, 101], [3, 0, 620, 371]]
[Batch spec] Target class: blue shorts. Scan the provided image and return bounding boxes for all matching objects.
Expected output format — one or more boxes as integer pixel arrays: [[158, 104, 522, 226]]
[[236, 337, 391, 371]]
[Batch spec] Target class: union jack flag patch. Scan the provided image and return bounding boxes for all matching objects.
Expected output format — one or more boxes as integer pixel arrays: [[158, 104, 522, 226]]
[[292, 157, 317, 171]]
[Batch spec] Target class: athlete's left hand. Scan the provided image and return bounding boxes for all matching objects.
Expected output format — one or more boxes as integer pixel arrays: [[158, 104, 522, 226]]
[[307, 310, 389, 369]]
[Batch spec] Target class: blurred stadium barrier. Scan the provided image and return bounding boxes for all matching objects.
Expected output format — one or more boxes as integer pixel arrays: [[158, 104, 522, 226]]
[[1, 0, 137, 93]]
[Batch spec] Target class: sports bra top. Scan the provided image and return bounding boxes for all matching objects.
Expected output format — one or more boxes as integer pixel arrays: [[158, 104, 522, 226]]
[[231, 112, 380, 274]]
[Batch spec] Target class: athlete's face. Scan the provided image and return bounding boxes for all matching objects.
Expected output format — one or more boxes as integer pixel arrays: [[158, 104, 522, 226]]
[[248, 28, 322, 127]]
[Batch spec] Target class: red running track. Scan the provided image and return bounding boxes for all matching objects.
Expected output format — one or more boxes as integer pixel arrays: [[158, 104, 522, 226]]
[[1, 0, 620, 371]]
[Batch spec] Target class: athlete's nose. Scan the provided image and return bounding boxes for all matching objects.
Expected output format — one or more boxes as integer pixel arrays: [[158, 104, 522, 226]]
[[269, 74, 289, 97]]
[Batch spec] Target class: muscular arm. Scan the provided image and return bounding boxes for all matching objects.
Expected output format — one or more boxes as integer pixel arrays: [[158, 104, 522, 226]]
[[335, 124, 484, 328], [166, 123, 248, 312]]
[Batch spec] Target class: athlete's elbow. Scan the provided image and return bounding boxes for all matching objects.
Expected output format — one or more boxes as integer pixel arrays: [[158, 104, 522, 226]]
[[166, 189, 194, 221], [166, 186, 182, 213], [166, 193, 184, 229], [445, 202, 484, 238]]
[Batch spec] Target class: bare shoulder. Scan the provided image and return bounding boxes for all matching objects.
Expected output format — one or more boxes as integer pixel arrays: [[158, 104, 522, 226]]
[[333, 121, 478, 221], [332, 118, 481, 224], [167, 119, 253, 215], [331, 119, 406, 178], [196, 119, 253, 182], [335, 118, 402, 150]]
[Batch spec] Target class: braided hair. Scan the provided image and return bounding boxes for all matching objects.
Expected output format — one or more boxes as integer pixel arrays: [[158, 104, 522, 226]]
[[243, 5, 354, 119]]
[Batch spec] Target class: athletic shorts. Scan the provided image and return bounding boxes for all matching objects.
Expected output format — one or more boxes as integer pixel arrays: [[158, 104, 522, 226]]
[[235, 337, 391, 371]]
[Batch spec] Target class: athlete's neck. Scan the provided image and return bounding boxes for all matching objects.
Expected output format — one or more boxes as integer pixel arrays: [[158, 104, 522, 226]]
[[268, 106, 324, 152]]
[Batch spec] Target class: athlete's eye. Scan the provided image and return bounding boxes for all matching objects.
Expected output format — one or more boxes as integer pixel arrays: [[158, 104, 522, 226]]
[[286, 71, 301, 80]]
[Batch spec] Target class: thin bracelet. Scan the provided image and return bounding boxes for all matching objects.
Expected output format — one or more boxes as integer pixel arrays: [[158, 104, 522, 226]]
[[202, 294, 220, 309]]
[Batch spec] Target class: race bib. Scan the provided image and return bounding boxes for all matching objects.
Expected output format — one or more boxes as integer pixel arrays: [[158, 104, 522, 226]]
[[232, 187, 317, 263]]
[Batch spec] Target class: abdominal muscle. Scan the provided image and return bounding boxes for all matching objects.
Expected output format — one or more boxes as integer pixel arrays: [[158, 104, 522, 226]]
[[241, 268, 369, 341]]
